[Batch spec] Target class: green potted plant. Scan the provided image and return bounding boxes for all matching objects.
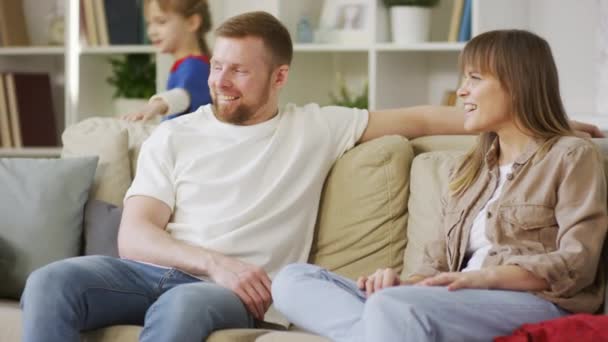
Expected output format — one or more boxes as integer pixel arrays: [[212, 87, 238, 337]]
[[329, 73, 368, 109], [382, 0, 440, 43], [106, 54, 156, 116]]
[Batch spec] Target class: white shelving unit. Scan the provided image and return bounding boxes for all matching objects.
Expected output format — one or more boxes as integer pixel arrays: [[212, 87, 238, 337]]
[[273, 0, 601, 118], [0, 47, 66, 55], [0, 0, 603, 156]]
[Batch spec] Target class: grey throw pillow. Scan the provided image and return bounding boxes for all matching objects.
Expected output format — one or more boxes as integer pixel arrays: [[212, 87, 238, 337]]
[[0, 156, 98, 299], [83, 199, 122, 257]]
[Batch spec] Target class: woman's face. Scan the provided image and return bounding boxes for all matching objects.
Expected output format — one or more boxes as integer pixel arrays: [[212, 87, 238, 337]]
[[457, 67, 513, 134]]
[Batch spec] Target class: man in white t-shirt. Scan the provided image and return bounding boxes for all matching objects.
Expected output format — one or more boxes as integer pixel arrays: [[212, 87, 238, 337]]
[[21, 11, 603, 342]]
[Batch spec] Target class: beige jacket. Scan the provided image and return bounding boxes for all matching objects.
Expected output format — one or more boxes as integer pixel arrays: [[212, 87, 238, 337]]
[[415, 136, 608, 313]]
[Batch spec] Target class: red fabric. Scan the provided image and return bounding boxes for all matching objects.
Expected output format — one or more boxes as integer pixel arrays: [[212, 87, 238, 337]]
[[494, 314, 608, 342], [170, 55, 210, 72]]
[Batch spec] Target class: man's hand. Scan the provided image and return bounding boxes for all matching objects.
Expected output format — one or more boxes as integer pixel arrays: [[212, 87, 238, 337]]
[[570, 120, 605, 138], [418, 271, 492, 291], [207, 254, 272, 321], [122, 98, 168, 122]]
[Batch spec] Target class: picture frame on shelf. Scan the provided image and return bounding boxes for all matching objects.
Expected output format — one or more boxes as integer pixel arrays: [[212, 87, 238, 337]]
[[317, 0, 372, 44]]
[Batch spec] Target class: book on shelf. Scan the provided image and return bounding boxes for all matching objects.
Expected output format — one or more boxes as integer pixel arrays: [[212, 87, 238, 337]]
[[2, 73, 58, 147], [94, 0, 110, 45], [458, 0, 472, 42], [81, 0, 145, 46], [0, 76, 12, 148], [4, 74, 22, 147], [103, 0, 143, 45], [0, 0, 30, 46], [447, 0, 465, 42], [82, 0, 99, 46]]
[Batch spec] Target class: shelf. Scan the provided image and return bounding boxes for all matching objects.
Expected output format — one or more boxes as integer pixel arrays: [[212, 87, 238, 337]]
[[294, 43, 371, 52], [80, 45, 156, 55], [374, 42, 466, 52], [292, 42, 466, 53], [0, 147, 62, 158], [0, 47, 65, 56]]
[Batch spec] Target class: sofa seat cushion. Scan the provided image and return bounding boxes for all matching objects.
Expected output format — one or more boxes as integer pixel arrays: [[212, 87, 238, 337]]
[[82, 327, 272, 342], [82, 326, 141, 341], [256, 331, 330, 342], [0, 297, 273, 342], [0, 300, 21, 342], [309, 135, 413, 279]]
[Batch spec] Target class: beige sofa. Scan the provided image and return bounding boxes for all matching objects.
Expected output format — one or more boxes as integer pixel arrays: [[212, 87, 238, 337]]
[[0, 117, 606, 342]]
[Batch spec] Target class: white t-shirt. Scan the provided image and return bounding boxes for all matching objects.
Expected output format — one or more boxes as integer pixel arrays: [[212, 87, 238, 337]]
[[125, 103, 369, 277], [462, 163, 512, 272]]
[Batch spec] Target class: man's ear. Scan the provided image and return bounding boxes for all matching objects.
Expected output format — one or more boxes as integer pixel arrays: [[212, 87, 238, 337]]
[[187, 13, 202, 32], [273, 65, 290, 89]]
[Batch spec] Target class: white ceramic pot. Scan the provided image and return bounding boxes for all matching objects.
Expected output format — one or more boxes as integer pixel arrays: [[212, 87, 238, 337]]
[[389, 6, 431, 44], [113, 97, 148, 117]]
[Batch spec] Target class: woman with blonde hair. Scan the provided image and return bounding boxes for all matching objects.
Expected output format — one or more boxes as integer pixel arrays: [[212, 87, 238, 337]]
[[272, 29, 608, 342]]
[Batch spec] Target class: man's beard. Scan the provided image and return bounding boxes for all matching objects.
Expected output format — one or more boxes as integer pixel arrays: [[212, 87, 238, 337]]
[[212, 101, 253, 125], [211, 86, 271, 125]]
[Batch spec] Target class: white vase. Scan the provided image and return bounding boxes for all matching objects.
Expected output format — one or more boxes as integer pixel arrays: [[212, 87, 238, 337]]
[[113, 97, 148, 117], [389, 6, 431, 44]]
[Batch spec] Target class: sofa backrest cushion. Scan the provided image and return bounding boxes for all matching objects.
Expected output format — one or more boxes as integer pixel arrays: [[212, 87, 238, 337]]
[[62, 123, 131, 206], [402, 151, 462, 277], [61, 117, 156, 206], [83, 200, 123, 257], [403, 136, 474, 277], [309, 135, 413, 280]]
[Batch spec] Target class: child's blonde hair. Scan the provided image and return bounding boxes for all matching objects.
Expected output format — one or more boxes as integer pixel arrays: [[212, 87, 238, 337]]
[[449, 29, 573, 195], [145, 0, 212, 56]]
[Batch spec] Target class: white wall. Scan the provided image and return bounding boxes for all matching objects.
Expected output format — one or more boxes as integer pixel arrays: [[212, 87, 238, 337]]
[[528, 0, 598, 116]]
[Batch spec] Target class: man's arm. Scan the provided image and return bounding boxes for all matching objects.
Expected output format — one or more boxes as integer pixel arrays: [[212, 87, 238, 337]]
[[118, 196, 204, 273], [359, 106, 465, 143], [117, 195, 272, 320], [359, 105, 604, 144]]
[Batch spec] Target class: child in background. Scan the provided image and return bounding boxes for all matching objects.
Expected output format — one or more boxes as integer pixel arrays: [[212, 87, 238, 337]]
[[123, 0, 212, 122]]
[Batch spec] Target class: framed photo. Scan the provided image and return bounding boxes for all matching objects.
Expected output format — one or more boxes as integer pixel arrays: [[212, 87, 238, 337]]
[[318, 0, 372, 44]]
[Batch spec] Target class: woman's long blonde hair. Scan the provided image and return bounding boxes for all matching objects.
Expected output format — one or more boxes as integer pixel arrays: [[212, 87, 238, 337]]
[[449, 29, 573, 195]]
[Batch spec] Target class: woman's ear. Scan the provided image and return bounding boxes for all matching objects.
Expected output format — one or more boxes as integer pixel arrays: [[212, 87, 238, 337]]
[[187, 13, 202, 32]]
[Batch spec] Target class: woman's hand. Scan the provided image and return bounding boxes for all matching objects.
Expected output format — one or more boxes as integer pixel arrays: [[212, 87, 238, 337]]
[[357, 268, 401, 297], [357, 269, 427, 297], [122, 98, 168, 122], [419, 270, 493, 291], [421, 266, 549, 292]]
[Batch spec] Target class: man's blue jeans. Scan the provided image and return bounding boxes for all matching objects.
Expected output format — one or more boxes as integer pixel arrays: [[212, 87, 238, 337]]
[[20, 255, 254, 342]]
